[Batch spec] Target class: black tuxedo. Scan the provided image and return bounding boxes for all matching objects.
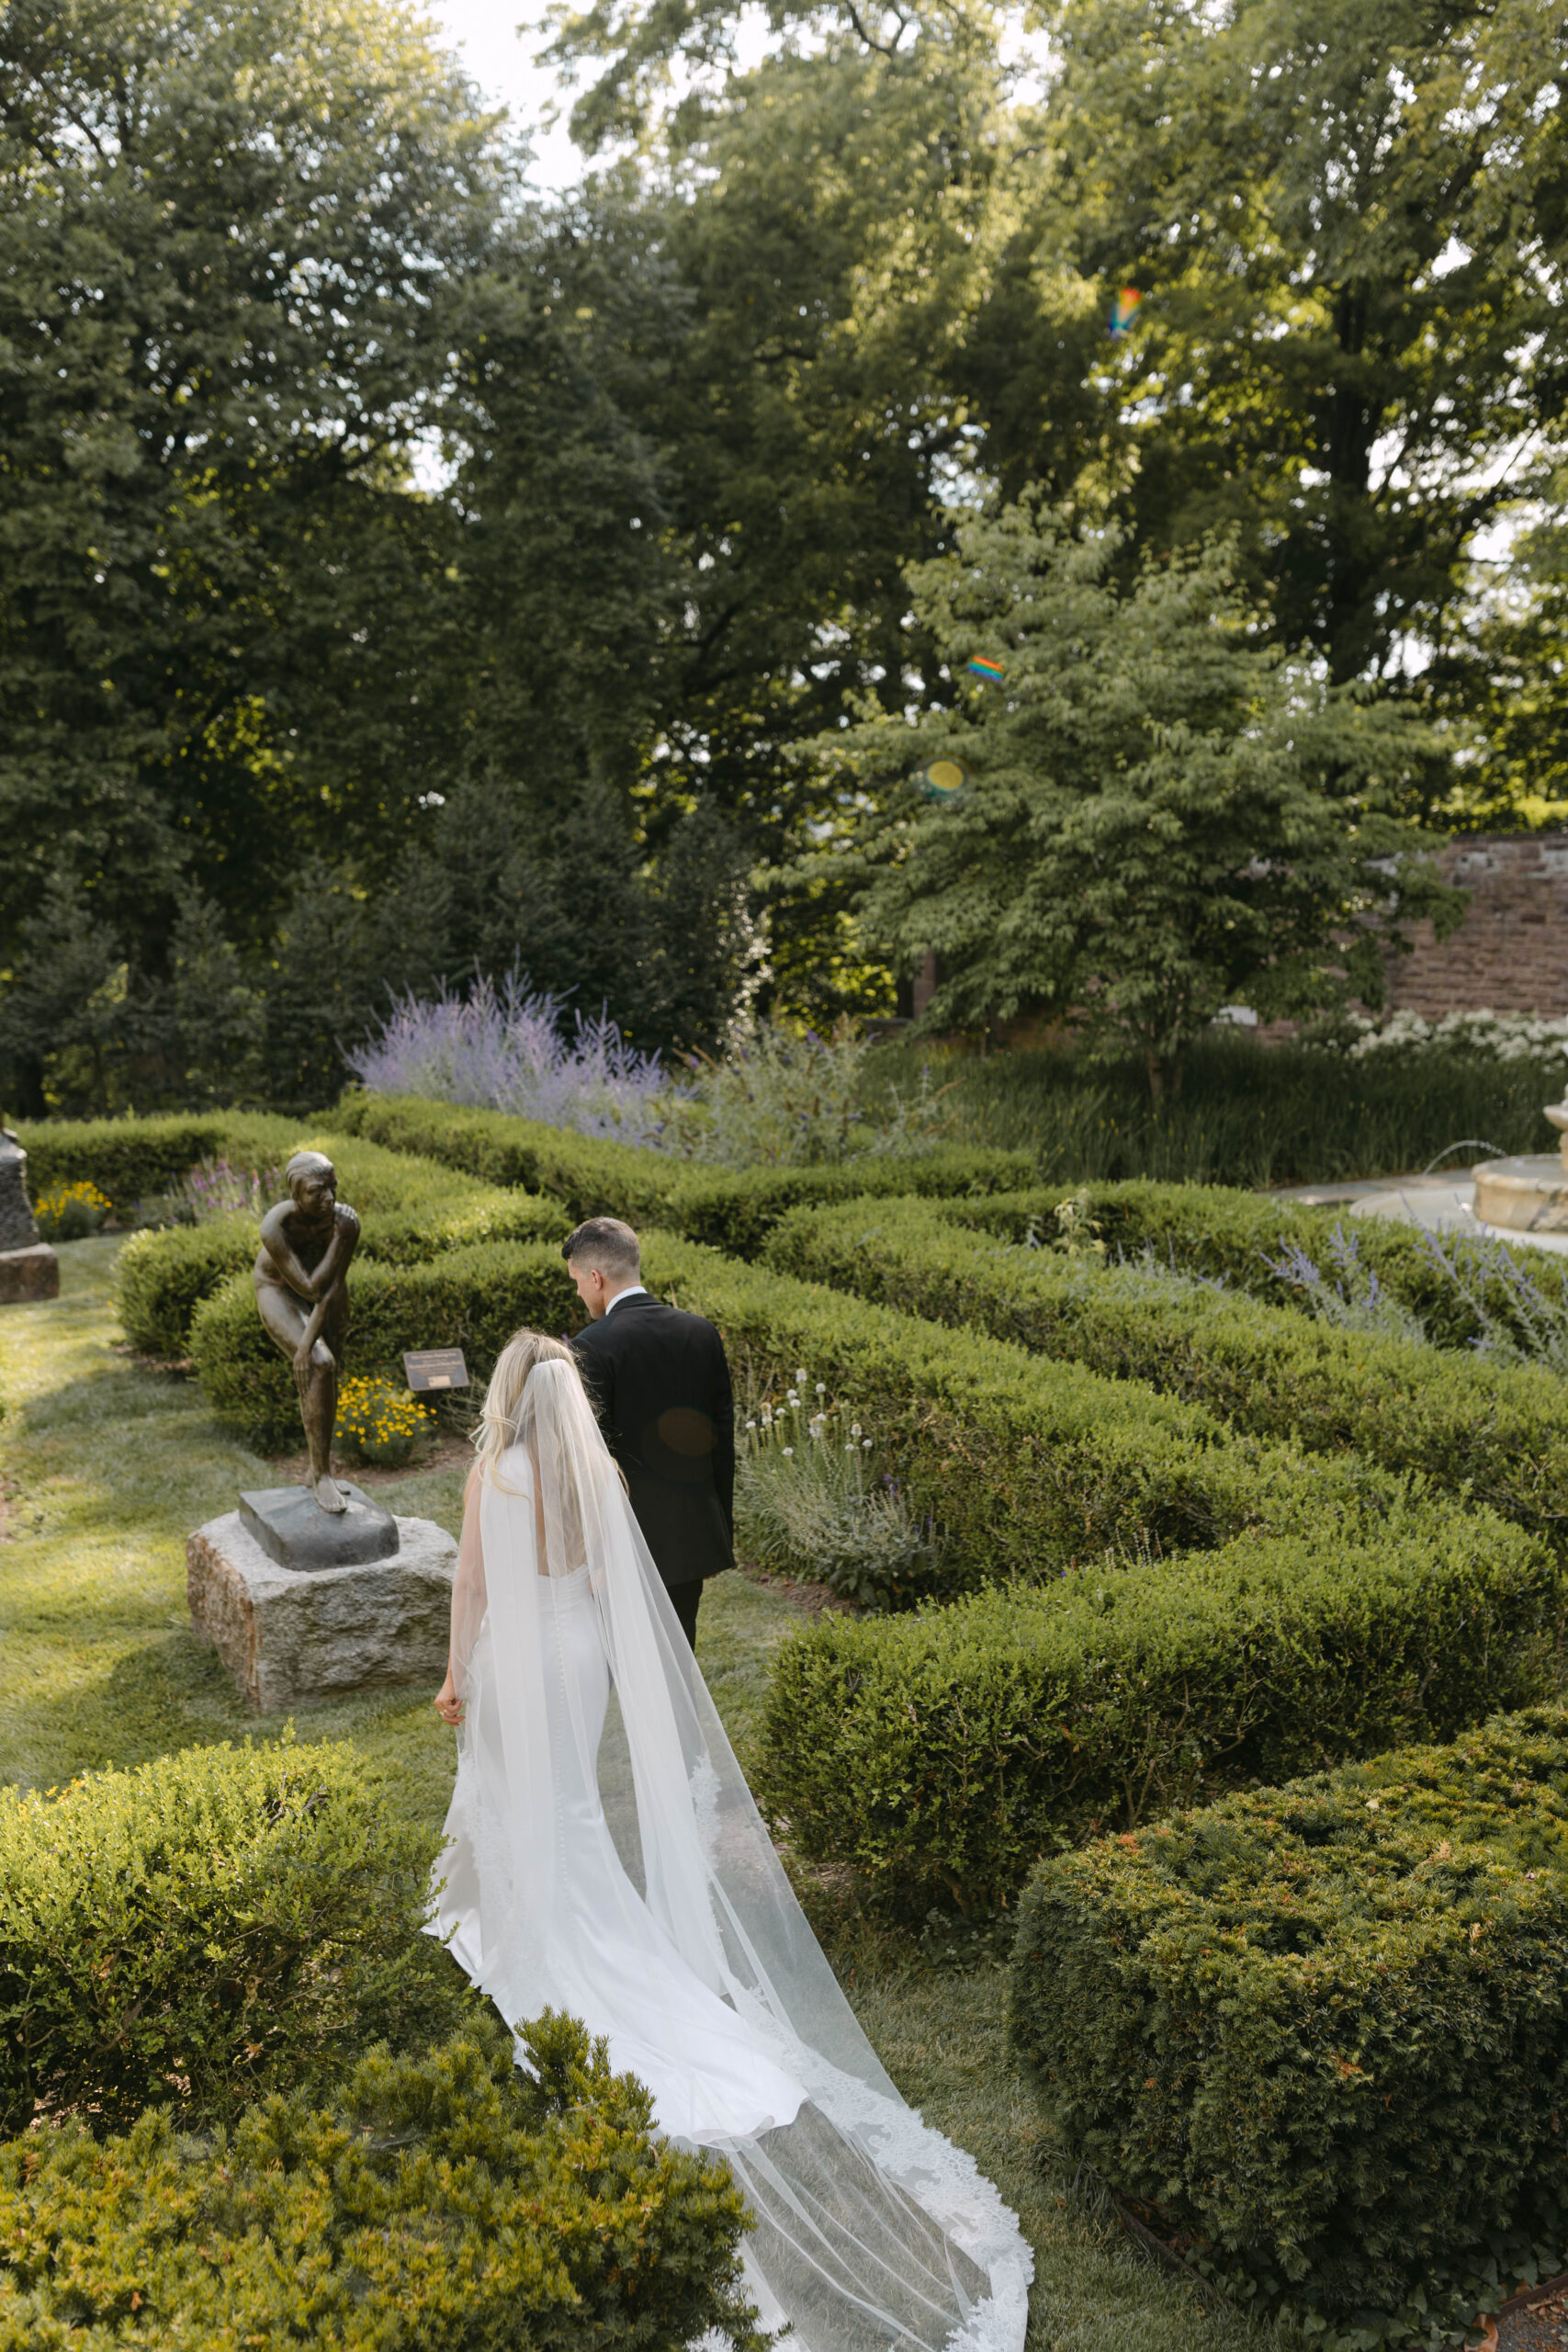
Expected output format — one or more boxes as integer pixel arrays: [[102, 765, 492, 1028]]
[[570, 1293, 735, 1596]]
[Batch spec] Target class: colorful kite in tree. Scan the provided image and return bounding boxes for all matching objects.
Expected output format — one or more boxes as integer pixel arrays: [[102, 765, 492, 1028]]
[[965, 656, 1005, 684]]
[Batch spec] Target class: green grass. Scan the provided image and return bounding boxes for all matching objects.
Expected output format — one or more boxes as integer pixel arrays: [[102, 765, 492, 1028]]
[[870, 1032, 1562, 1188], [0, 1237, 1262, 2352]]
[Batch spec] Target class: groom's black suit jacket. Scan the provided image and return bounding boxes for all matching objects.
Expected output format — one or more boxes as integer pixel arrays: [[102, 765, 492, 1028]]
[[570, 1293, 735, 1592]]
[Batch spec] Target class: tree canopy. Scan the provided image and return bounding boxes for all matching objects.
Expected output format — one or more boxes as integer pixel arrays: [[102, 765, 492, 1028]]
[[802, 499, 1463, 1091], [1, 0, 1562, 1113]]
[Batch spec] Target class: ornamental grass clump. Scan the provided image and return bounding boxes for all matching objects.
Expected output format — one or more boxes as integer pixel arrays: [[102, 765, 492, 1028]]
[[736, 1369, 944, 1606], [0, 2017, 762, 2352], [0, 1735, 475, 2137], [337, 1375, 431, 1467], [32, 1180, 110, 1242], [1010, 1703, 1568, 2350]]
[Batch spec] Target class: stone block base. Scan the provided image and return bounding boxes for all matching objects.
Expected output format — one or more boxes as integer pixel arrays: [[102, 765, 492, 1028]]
[[0, 1243, 59, 1304], [187, 1509, 456, 1713]]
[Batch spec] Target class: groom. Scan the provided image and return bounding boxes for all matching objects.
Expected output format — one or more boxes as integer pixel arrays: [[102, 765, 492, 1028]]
[[564, 1216, 734, 1650]]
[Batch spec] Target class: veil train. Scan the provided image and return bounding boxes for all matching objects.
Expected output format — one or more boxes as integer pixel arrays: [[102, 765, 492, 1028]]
[[427, 1355, 1032, 2352]]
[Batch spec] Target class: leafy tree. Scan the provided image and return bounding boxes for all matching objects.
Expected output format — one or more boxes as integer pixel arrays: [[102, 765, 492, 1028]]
[[1427, 494, 1568, 831], [1030, 0, 1568, 687], [812, 497, 1464, 1095], [542, 6, 1043, 1012], [437, 192, 687, 819], [0, 0, 502, 982]]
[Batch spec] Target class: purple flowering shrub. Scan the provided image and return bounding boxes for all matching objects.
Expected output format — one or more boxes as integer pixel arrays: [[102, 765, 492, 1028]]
[[345, 975, 674, 1148], [350, 983, 949, 1167]]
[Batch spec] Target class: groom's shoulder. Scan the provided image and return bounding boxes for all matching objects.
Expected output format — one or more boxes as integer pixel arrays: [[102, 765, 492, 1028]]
[[604, 1295, 723, 1351]]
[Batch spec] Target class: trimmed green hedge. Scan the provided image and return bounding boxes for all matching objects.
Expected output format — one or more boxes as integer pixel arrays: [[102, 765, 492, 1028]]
[[17, 1112, 333, 1212], [192, 1235, 1471, 1600], [755, 1527, 1564, 1913], [0, 1736, 473, 2138], [0, 2018, 760, 2352], [115, 1181, 567, 1356], [1010, 1704, 1568, 2347], [330, 1091, 1038, 1252], [930, 1178, 1568, 1351], [763, 1195, 1568, 1547]]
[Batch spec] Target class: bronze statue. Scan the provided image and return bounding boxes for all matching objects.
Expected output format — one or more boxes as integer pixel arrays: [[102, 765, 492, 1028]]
[[254, 1150, 359, 1513]]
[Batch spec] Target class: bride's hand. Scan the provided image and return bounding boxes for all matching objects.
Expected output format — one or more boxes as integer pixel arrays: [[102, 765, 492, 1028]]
[[434, 1672, 464, 1726]]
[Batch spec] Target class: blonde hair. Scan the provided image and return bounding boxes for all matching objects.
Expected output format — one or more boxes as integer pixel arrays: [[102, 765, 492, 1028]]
[[474, 1329, 579, 1484]]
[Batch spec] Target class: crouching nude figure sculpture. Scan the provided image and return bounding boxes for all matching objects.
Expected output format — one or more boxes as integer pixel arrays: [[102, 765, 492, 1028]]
[[254, 1150, 360, 1512]]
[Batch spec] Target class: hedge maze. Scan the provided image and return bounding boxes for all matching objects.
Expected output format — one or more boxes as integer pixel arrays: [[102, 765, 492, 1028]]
[[18, 1097, 1568, 2338]]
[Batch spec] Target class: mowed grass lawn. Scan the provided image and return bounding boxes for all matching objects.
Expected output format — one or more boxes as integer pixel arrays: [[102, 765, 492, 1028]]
[[1, 1236, 1261, 2352]]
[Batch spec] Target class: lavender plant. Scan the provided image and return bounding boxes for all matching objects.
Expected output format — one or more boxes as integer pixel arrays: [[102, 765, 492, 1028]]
[[735, 1370, 944, 1607], [346, 973, 673, 1147], [1260, 1223, 1429, 1344], [1412, 1226, 1568, 1375], [174, 1157, 283, 1225]]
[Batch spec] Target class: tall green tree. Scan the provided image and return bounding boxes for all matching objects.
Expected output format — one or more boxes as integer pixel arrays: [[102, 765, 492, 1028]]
[[543, 0, 1063, 1010], [0, 0, 502, 998], [1030, 0, 1568, 686], [811, 497, 1463, 1094]]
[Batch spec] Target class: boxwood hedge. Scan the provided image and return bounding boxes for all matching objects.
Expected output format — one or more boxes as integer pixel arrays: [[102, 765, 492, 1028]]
[[929, 1180, 1568, 1351], [0, 1736, 473, 2138], [763, 1195, 1568, 1547], [0, 2018, 760, 2352], [329, 1091, 1038, 1253], [17, 1112, 347, 1213], [115, 1177, 566, 1356], [189, 1236, 1481, 1602], [755, 1529, 1564, 1913], [1009, 1704, 1568, 2348]]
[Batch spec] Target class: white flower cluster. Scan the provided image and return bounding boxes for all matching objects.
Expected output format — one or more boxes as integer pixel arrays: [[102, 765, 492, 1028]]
[[1338, 1008, 1568, 1065]]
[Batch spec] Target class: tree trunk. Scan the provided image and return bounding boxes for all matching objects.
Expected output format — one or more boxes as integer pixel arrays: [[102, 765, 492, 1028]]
[[1145, 1042, 1187, 1104]]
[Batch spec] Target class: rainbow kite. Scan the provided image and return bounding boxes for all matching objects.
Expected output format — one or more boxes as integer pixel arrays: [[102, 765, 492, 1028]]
[[966, 655, 1005, 684], [1110, 286, 1143, 337]]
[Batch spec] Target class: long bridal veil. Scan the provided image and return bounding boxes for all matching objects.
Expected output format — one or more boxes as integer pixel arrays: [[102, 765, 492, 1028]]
[[428, 1353, 1031, 2352]]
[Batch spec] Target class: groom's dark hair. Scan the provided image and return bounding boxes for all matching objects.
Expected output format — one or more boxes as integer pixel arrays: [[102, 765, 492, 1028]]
[[562, 1216, 641, 1282]]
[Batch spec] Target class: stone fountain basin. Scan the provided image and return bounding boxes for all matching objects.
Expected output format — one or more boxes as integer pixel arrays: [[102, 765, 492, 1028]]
[[1471, 1154, 1568, 1235]]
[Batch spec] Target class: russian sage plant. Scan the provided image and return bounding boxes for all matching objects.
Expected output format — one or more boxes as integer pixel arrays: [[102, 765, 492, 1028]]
[[346, 973, 673, 1146], [1414, 1226, 1568, 1375], [175, 1156, 283, 1224], [1261, 1224, 1430, 1345]]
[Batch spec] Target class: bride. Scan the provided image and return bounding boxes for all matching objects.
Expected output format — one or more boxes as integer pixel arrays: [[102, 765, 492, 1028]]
[[429, 1330, 1032, 2352]]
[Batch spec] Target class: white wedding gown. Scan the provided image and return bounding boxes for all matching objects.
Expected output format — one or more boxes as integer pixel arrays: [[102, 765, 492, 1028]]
[[427, 1360, 1031, 2352]]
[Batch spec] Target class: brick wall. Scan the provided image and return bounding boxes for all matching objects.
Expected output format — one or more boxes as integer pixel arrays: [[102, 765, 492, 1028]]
[[1385, 832, 1568, 1020]]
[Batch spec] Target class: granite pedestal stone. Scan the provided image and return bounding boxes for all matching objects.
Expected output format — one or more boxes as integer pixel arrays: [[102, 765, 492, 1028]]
[[0, 1242, 60, 1303], [187, 1487, 456, 1713], [0, 1131, 57, 1304]]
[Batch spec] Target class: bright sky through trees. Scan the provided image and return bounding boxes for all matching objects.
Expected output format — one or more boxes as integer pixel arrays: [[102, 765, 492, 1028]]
[[428, 0, 581, 186]]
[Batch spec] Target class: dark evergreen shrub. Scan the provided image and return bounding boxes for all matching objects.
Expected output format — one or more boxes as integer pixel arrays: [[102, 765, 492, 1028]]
[[763, 1195, 1568, 1546], [330, 1090, 1037, 1251], [1009, 1704, 1568, 2347]]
